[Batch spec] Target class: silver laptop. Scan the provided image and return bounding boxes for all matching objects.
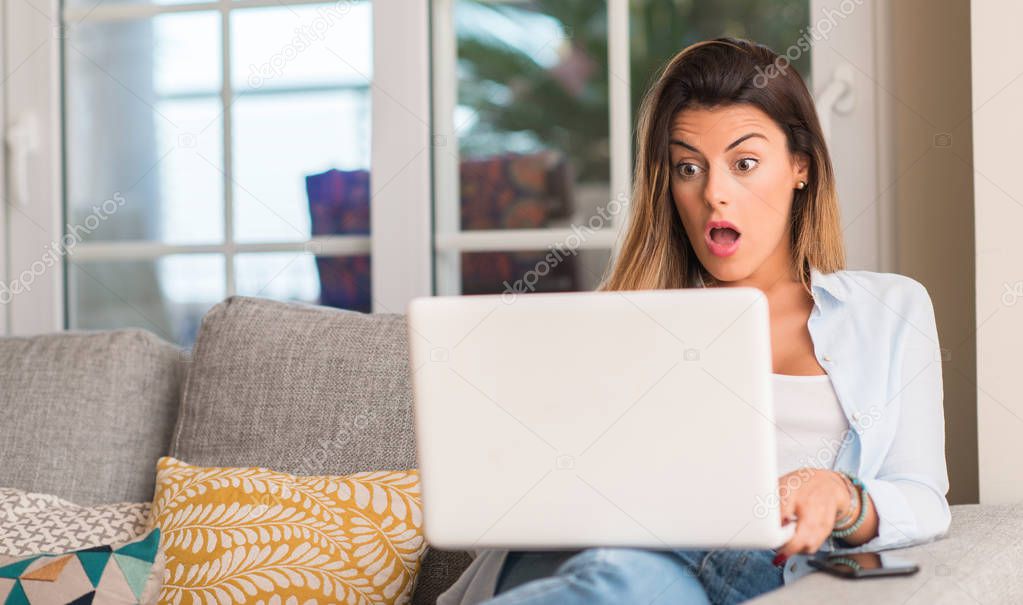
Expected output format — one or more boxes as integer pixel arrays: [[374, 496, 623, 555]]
[[407, 287, 793, 551]]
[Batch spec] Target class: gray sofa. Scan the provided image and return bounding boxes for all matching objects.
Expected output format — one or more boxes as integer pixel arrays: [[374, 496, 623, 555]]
[[0, 296, 1018, 604]]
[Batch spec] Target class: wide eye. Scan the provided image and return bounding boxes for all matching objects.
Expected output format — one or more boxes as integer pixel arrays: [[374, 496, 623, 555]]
[[676, 162, 703, 179], [735, 157, 759, 172]]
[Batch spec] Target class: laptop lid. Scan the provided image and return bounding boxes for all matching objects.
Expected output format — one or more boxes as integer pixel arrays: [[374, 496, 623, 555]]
[[408, 287, 789, 550]]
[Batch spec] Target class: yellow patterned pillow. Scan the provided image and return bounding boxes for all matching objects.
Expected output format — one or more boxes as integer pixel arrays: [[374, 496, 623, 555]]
[[147, 457, 426, 605]]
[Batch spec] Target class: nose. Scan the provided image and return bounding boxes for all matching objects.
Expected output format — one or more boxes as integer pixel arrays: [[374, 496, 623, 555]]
[[703, 164, 730, 207]]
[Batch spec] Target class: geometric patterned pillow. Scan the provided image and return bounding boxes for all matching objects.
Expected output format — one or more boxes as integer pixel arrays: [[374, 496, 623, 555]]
[[0, 488, 150, 558], [148, 456, 427, 605], [0, 527, 163, 605]]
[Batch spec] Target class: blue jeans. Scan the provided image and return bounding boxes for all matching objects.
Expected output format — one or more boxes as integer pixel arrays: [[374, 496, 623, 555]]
[[481, 547, 784, 605]]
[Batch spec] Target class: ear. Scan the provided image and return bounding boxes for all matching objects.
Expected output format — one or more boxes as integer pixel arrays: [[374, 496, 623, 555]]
[[792, 151, 810, 184]]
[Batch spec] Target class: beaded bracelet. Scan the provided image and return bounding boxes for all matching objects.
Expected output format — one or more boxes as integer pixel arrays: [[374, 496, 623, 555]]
[[831, 472, 868, 539], [832, 472, 865, 531], [833, 474, 859, 528]]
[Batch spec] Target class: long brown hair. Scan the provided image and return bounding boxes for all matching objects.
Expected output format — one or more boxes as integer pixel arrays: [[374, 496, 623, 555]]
[[599, 37, 844, 294]]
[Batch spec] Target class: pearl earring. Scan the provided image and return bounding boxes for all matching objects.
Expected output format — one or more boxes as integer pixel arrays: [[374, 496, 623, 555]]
[[796, 180, 806, 190]]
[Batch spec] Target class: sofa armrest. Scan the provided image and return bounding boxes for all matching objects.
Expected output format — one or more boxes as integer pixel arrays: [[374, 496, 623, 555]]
[[750, 503, 1023, 604]]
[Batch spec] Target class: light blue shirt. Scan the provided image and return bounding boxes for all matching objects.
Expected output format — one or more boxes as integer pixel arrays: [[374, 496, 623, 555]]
[[437, 268, 952, 602], [779, 267, 951, 582]]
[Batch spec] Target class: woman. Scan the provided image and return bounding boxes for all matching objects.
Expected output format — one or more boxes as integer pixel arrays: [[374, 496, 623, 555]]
[[436, 37, 950, 605]]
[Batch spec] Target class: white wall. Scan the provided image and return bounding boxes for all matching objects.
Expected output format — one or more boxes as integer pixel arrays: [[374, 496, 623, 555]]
[[971, 0, 1023, 504]]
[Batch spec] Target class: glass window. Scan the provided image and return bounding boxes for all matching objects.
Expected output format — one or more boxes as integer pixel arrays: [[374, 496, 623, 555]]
[[435, 0, 612, 296], [66, 12, 223, 245], [231, 3, 372, 243], [629, 0, 812, 121], [68, 256, 225, 347], [63, 0, 373, 346]]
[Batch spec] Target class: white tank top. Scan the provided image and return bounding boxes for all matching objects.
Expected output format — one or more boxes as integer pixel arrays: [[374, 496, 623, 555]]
[[771, 373, 850, 476]]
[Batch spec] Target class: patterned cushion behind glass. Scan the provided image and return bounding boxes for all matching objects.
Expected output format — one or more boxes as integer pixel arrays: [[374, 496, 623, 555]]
[[0, 528, 163, 605], [148, 457, 427, 605], [0, 488, 150, 558]]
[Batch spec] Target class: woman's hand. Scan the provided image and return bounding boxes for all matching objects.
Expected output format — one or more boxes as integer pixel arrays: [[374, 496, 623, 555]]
[[774, 468, 851, 561]]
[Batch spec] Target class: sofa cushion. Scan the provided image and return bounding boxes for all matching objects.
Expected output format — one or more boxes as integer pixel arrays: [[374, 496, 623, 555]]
[[168, 296, 470, 603], [149, 456, 428, 605], [0, 488, 150, 558], [0, 528, 164, 604], [0, 330, 183, 505], [750, 502, 1023, 604], [169, 296, 416, 473]]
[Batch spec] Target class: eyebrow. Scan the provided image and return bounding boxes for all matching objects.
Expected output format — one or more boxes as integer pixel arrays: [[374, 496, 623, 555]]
[[669, 132, 768, 154]]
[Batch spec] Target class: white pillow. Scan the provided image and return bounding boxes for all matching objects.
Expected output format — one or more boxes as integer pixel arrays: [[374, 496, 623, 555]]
[[0, 487, 150, 557]]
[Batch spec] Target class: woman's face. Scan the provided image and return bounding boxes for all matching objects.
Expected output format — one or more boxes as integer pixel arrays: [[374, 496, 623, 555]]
[[668, 103, 808, 283]]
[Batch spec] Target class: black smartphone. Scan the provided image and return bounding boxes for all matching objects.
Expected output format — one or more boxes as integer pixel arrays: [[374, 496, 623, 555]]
[[807, 552, 920, 579]]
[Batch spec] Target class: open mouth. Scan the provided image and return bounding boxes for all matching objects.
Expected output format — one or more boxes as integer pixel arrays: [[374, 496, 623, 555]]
[[705, 222, 742, 257]]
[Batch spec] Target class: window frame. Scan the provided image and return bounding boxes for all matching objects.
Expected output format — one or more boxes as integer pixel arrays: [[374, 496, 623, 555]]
[[3, 0, 65, 335], [429, 0, 629, 296]]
